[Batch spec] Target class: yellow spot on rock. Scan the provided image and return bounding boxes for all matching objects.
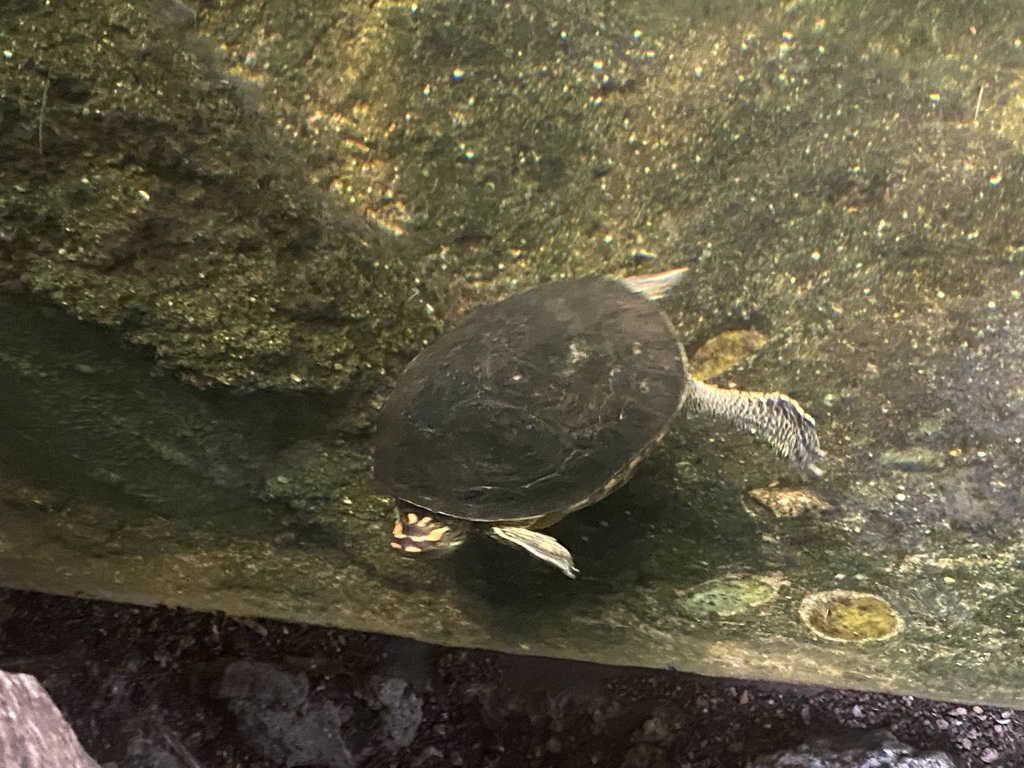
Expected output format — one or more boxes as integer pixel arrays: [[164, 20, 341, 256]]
[[689, 329, 770, 381], [799, 590, 904, 642], [746, 486, 832, 518]]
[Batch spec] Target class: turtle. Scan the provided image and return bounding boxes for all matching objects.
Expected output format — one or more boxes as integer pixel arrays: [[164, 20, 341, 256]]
[[374, 267, 822, 577]]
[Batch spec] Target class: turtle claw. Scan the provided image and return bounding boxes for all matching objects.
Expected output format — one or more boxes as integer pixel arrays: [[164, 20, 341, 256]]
[[488, 526, 579, 578]]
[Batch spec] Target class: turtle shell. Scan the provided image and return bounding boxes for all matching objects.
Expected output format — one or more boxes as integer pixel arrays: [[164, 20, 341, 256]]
[[374, 275, 687, 523]]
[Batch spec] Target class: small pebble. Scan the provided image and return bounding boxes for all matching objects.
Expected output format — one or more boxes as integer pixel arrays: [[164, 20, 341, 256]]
[[980, 747, 1000, 763], [879, 447, 945, 471]]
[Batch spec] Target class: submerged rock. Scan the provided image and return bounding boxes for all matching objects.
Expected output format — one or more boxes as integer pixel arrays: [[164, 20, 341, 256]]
[[218, 659, 355, 767], [216, 660, 423, 766], [0, 670, 100, 768], [749, 729, 956, 768]]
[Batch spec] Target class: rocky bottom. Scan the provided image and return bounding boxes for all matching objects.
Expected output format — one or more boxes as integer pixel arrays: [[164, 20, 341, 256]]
[[0, 588, 1019, 768]]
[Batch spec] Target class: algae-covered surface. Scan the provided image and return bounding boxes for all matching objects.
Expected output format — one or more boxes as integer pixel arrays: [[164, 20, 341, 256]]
[[3, 0, 1024, 706]]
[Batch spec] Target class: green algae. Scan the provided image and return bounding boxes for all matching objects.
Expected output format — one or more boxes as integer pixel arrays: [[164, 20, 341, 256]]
[[678, 575, 782, 619], [0, 0, 428, 393]]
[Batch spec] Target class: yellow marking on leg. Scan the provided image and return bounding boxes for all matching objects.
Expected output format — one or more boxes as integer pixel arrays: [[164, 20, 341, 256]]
[[406, 512, 419, 524], [403, 545, 423, 553], [409, 526, 449, 543], [390, 541, 403, 549], [418, 516, 434, 525], [392, 520, 406, 538]]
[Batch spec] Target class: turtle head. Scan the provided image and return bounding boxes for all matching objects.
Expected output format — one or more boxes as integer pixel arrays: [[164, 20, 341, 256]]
[[390, 500, 468, 557]]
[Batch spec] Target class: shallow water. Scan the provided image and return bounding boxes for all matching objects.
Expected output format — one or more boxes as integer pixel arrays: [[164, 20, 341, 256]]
[[2, 0, 1024, 705]]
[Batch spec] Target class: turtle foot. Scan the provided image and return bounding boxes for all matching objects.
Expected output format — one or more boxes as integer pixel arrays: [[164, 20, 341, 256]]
[[620, 267, 689, 301], [488, 526, 579, 578], [686, 378, 824, 474]]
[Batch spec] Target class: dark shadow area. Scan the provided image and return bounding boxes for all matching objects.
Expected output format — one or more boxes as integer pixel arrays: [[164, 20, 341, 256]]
[[0, 588, 1019, 768]]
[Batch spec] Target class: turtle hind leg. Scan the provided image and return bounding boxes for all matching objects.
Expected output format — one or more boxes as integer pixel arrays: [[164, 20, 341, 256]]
[[686, 378, 824, 476], [488, 526, 579, 578]]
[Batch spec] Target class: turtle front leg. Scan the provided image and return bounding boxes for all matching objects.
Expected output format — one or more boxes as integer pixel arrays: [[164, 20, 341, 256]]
[[488, 526, 579, 578]]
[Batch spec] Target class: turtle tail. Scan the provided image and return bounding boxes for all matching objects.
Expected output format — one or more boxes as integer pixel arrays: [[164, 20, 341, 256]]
[[685, 378, 824, 476]]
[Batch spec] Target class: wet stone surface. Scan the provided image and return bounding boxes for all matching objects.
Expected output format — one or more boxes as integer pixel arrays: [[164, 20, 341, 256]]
[[2, 0, 1024, 707]]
